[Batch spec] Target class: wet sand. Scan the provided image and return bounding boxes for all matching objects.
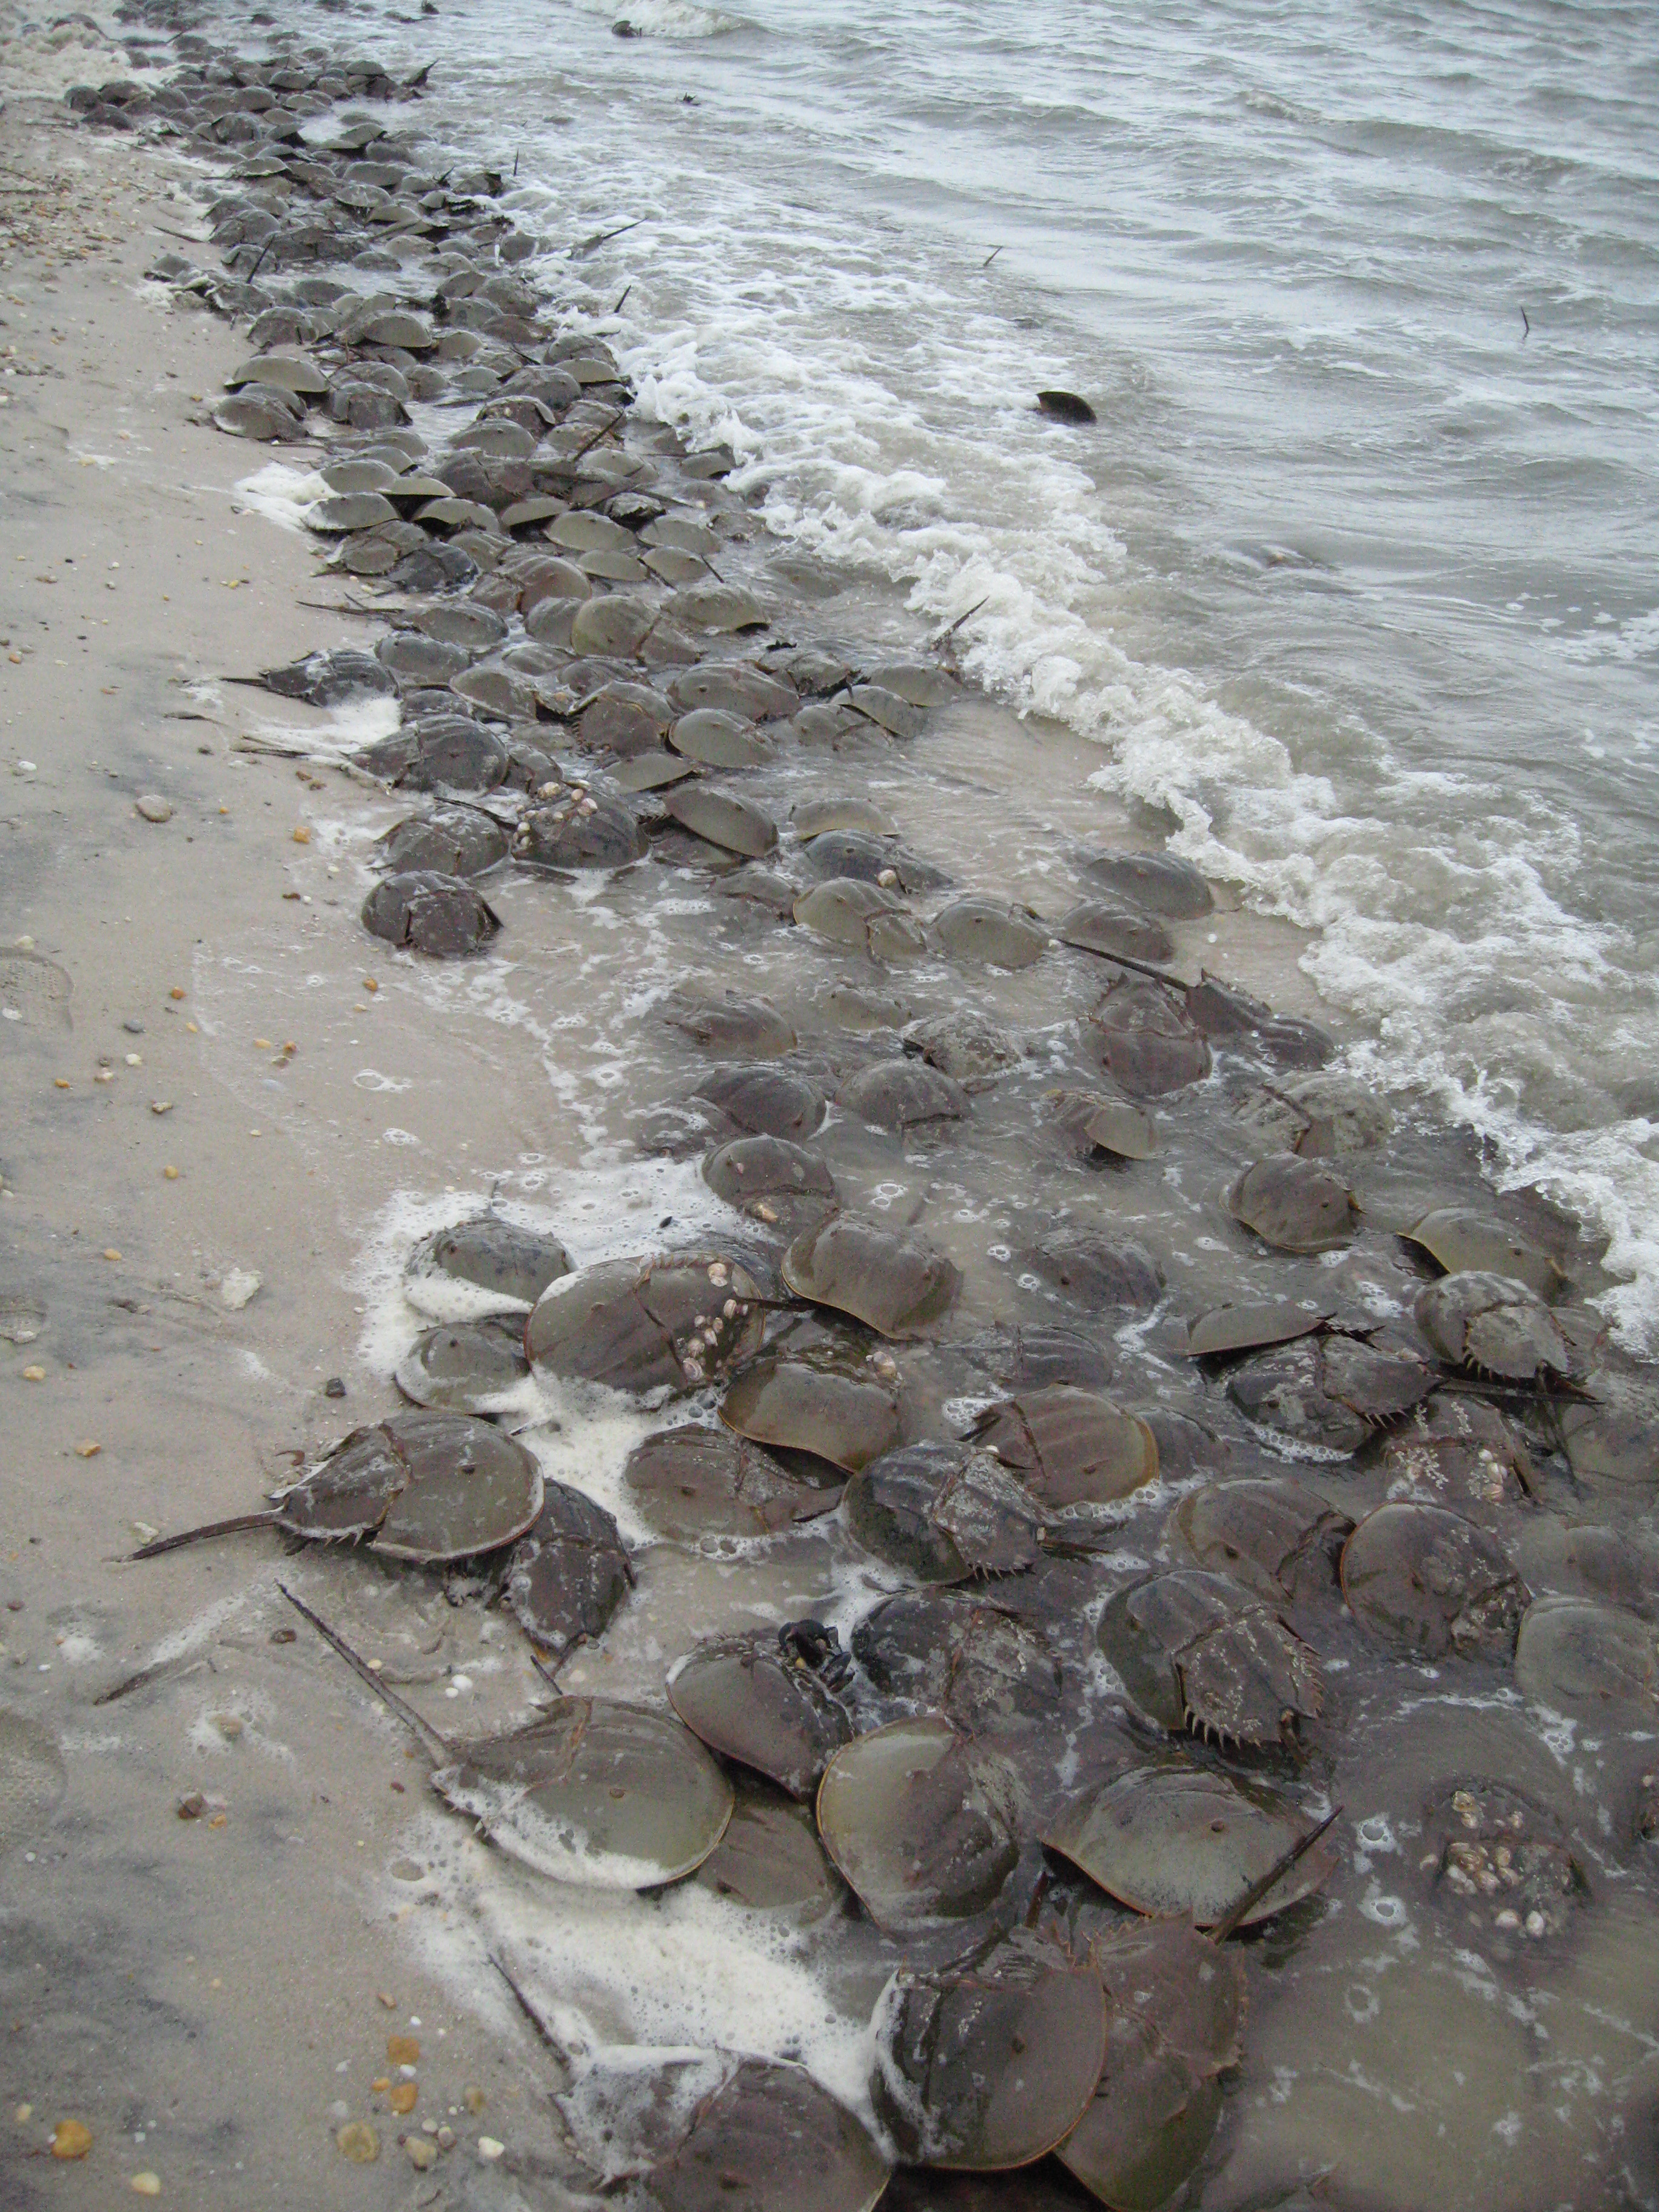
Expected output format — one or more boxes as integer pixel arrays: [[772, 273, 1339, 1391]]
[[2, 16, 1655, 2212]]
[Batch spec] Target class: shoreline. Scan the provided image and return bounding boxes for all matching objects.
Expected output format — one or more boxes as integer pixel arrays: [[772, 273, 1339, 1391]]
[[2, 10, 1656, 2211]]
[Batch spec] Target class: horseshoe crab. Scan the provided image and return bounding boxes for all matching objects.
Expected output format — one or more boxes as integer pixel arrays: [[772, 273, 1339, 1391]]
[[1226, 1155, 1359, 1255], [406, 1216, 571, 1318], [1025, 1231, 1164, 1314], [671, 662, 796, 721], [1556, 1381, 1659, 1491], [1237, 1074, 1392, 1159], [692, 1064, 827, 1143], [282, 1588, 731, 1889], [843, 1443, 1042, 1583], [931, 897, 1050, 971], [362, 870, 500, 956], [394, 1318, 529, 1413], [377, 805, 509, 879], [514, 791, 646, 871], [871, 1938, 1107, 2171], [837, 1059, 970, 1134], [800, 830, 950, 896], [505, 1481, 634, 1661], [668, 709, 772, 771], [132, 1409, 542, 1566], [1513, 1595, 1658, 1721], [526, 1254, 765, 1395], [816, 1715, 1023, 1932], [1225, 1331, 1435, 1457], [1184, 1302, 1329, 1359], [971, 1387, 1159, 1510], [854, 1591, 1062, 1737], [960, 1324, 1114, 1394], [668, 1625, 853, 1800], [794, 879, 927, 962], [1415, 1270, 1581, 1382], [662, 988, 794, 1060], [702, 1134, 837, 1230], [1168, 1478, 1351, 1603], [1044, 1763, 1335, 1928], [640, 2057, 888, 2212], [782, 1213, 961, 1338], [720, 1355, 901, 1475], [623, 1424, 843, 1540], [694, 1784, 843, 1919], [1079, 851, 1212, 920], [1420, 1779, 1587, 1942], [1096, 1570, 1326, 1749], [793, 797, 897, 840], [1058, 1916, 1245, 2211], [1339, 1503, 1529, 1660], [1381, 1397, 1535, 1521], [246, 647, 397, 706], [1085, 973, 1211, 1098], [1402, 1208, 1570, 1302], [905, 1010, 1020, 1087], [578, 680, 669, 755], [663, 785, 779, 860], [1058, 899, 1176, 968]]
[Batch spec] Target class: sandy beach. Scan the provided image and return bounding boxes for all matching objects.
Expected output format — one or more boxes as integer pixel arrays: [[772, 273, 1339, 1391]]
[[2, 10, 1655, 2212]]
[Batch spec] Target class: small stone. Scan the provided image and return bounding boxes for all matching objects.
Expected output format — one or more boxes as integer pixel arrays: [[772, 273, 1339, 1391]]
[[22, 1366, 44, 1382], [176, 1792, 206, 1820], [377, 1992, 395, 2008], [364, 978, 378, 993], [150, 1100, 172, 1115], [163, 1167, 179, 1181], [54, 1078, 70, 1090], [123, 1021, 144, 1036], [50, 2119, 92, 2160], [269, 1629, 296, 1646], [387, 2035, 419, 2067], [324, 1376, 346, 1398], [101, 1248, 121, 1262], [169, 988, 186, 1002], [130, 2176, 161, 2197], [218, 1269, 260, 1312], [337, 2122, 379, 2164], [435, 2125, 455, 2150], [389, 2083, 418, 2116], [463, 2086, 485, 2116], [75, 1441, 101, 1459], [292, 827, 311, 845], [15, 2103, 32, 2123], [477, 2136, 504, 2162], [405, 2137, 436, 2171], [124, 1054, 142, 1067], [209, 1714, 243, 1741], [390, 1858, 424, 1883], [372, 2078, 392, 2095], [136, 796, 173, 824]]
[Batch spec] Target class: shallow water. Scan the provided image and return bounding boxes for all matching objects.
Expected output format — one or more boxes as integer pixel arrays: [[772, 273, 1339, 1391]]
[[292, 0, 1659, 1346]]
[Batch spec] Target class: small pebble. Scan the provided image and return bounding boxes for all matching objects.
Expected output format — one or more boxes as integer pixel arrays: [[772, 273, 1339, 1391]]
[[130, 2175, 161, 2197], [50, 2118, 92, 2160], [150, 1099, 172, 1115], [336, 2121, 379, 2165], [209, 1714, 243, 1741], [477, 2136, 504, 2163], [463, 2086, 485, 2116], [292, 826, 311, 844], [163, 1167, 179, 1181], [176, 1792, 206, 1821], [122, 1020, 144, 1036], [387, 2035, 419, 2067], [101, 1248, 121, 1262], [169, 988, 185, 1002], [75, 1441, 101, 1459], [15, 2102, 32, 2123], [324, 1376, 346, 1398], [435, 2125, 455, 2151], [124, 1053, 141, 1067], [22, 1366, 44, 1382], [404, 2137, 435, 2171], [389, 2083, 417, 2116], [135, 796, 173, 824]]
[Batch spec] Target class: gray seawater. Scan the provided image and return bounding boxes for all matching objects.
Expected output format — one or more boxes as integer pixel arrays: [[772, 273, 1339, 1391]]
[[343, 0, 1659, 1343]]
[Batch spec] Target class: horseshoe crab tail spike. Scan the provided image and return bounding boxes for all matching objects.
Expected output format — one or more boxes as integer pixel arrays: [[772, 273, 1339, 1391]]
[[277, 1583, 450, 1765], [130, 1510, 283, 1561], [1212, 1804, 1342, 1945], [491, 1956, 568, 2070]]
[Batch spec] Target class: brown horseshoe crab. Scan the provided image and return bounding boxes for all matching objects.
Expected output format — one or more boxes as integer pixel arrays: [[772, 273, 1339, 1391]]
[[1226, 1154, 1359, 1255], [1096, 1570, 1326, 1749], [1340, 1503, 1529, 1660], [667, 1624, 853, 1800], [361, 869, 501, 956], [505, 1481, 634, 1661], [526, 1253, 765, 1395], [782, 1212, 960, 1338], [842, 1443, 1043, 1583], [623, 1424, 843, 1540], [1225, 1330, 1435, 1457], [1167, 1478, 1352, 1604], [1415, 1270, 1582, 1382], [971, 1387, 1159, 1510], [132, 1409, 543, 1566]]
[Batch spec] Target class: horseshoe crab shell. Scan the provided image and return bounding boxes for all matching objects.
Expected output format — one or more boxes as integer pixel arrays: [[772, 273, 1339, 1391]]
[[1079, 851, 1213, 919], [1339, 1503, 1529, 1660], [526, 1254, 765, 1395], [694, 1785, 843, 1919], [1184, 1302, 1329, 1359], [1403, 1208, 1570, 1302], [623, 1424, 842, 1540], [1226, 1155, 1359, 1255], [853, 1592, 1061, 1738], [1044, 1764, 1335, 1928], [843, 1443, 1042, 1583], [794, 879, 927, 962], [662, 988, 794, 1059], [406, 1215, 571, 1318], [393, 1318, 529, 1413], [668, 708, 773, 771], [1096, 1570, 1326, 1749], [362, 870, 500, 956], [1086, 973, 1211, 1097], [1168, 1478, 1351, 1603], [971, 1387, 1159, 1509], [1379, 1398, 1535, 1522], [668, 1631, 853, 1800], [1419, 1778, 1587, 1942], [514, 792, 646, 871], [931, 897, 1050, 971], [377, 805, 509, 879], [871, 1940, 1108, 2170], [720, 1356, 901, 1475], [1414, 1270, 1580, 1382], [816, 1715, 1023, 1932], [702, 1134, 838, 1229], [837, 1059, 970, 1134], [1513, 1596, 1659, 1721], [1059, 899, 1176, 968], [1225, 1332, 1435, 1458], [904, 1010, 1020, 1087], [692, 1063, 828, 1143], [1236, 1073, 1392, 1158], [782, 1213, 961, 1338], [664, 785, 779, 859], [640, 2057, 888, 2212], [505, 1481, 634, 1661]]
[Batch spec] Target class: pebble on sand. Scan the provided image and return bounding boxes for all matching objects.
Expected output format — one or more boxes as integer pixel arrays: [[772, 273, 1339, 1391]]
[[135, 796, 173, 823], [130, 2174, 161, 2196], [218, 1269, 260, 1312], [387, 2034, 419, 2066], [50, 2117, 92, 2160], [336, 2121, 379, 2163], [389, 2082, 418, 2116], [404, 2136, 435, 2170], [477, 2136, 504, 2162]]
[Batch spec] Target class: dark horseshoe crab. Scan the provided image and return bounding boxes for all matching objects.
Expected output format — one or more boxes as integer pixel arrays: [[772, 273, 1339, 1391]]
[[720, 1355, 902, 1475], [1339, 1503, 1530, 1661], [362, 869, 500, 957], [853, 1590, 1062, 1738], [871, 1936, 1107, 2170], [505, 1481, 634, 1662], [623, 1424, 843, 1541], [132, 1409, 543, 1566], [1085, 973, 1210, 1098], [640, 2056, 888, 2212], [702, 1134, 838, 1230], [816, 1714, 1024, 1933], [281, 1587, 731, 1889], [1414, 1270, 1583, 1383], [1225, 1155, 1360, 1255], [1096, 1570, 1326, 1749], [971, 1387, 1159, 1510], [837, 1058, 970, 1135], [694, 1782, 844, 1919], [1225, 1331, 1435, 1458], [1513, 1594, 1659, 1723], [667, 1623, 853, 1800], [843, 1443, 1042, 1584], [1379, 1396, 1536, 1521], [526, 1253, 765, 1395], [1167, 1477, 1352, 1603], [782, 1212, 961, 1338], [406, 1215, 572, 1318], [1419, 1779, 1587, 1943]]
